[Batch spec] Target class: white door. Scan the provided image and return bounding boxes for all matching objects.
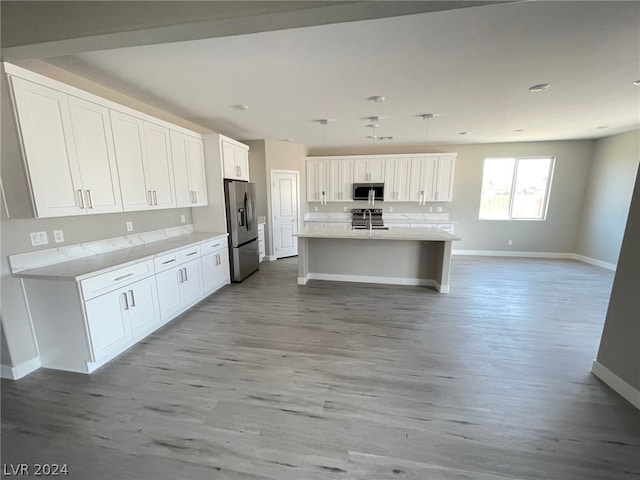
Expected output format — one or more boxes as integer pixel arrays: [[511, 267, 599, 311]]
[[84, 289, 132, 361], [144, 122, 175, 209], [181, 258, 204, 305], [186, 137, 207, 206], [271, 170, 299, 259], [170, 130, 193, 207], [127, 277, 161, 337]]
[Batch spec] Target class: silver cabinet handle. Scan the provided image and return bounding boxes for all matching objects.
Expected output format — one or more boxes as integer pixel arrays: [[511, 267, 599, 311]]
[[114, 272, 134, 282], [121, 292, 129, 310], [148, 190, 153, 206], [193, 191, 197, 203], [186, 251, 198, 257], [161, 258, 176, 265], [85, 190, 94, 209], [77, 189, 85, 209], [183, 267, 188, 281], [178, 268, 184, 283], [152, 190, 158, 205], [128, 289, 135, 307]]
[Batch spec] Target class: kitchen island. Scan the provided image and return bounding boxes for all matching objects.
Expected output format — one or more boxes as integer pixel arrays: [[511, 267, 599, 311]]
[[295, 225, 460, 293]]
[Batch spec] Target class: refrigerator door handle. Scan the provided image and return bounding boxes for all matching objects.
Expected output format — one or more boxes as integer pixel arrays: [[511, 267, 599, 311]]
[[245, 193, 253, 231], [237, 208, 245, 227]]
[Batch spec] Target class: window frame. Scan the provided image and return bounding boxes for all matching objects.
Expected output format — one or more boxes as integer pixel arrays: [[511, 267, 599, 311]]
[[478, 156, 555, 221]]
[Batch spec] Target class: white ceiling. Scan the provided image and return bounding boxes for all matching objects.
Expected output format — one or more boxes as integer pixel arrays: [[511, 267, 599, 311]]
[[31, 1, 640, 147]]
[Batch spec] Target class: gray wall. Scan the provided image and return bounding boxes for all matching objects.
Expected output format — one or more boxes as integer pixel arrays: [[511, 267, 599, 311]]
[[309, 139, 595, 254], [576, 130, 640, 265], [595, 163, 640, 391]]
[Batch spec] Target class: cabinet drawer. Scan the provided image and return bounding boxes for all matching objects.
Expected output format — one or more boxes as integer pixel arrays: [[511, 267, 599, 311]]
[[200, 238, 226, 254], [178, 245, 200, 263], [81, 260, 154, 300], [154, 245, 201, 273]]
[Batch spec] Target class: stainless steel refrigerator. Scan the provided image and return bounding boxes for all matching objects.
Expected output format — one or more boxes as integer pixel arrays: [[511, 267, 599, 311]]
[[225, 180, 259, 282]]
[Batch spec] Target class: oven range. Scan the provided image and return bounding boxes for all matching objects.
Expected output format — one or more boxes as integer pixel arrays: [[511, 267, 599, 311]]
[[351, 208, 389, 230]]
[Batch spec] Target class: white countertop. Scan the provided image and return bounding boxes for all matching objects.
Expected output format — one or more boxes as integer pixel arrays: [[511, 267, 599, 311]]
[[13, 232, 227, 281], [295, 225, 460, 241]]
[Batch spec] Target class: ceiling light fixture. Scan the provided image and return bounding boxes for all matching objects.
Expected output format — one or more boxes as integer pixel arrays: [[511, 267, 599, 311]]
[[422, 113, 434, 144], [319, 119, 328, 144], [459, 131, 471, 136], [232, 104, 249, 110], [597, 125, 610, 129], [513, 129, 525, 133], [634, 80, 640, 86], [529, 83, 550, 92], [368, 96, 385, 103]]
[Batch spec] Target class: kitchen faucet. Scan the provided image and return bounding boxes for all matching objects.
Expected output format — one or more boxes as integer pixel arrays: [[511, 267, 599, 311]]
[[363, 209, 372, 236]]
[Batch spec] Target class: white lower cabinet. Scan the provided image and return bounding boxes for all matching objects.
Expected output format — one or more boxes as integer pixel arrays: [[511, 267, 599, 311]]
[[84, 276, 160, 360], [20, 234, 228, 375]]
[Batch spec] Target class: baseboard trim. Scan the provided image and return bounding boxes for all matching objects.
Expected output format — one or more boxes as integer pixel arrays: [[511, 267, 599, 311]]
[[572, 254, 617, 271], [266, 255, 277, 262], [307, 272, 438, 288], [1, 356, 41, 380], [591, 360, 640, 410], [452, 250, 617, 271]]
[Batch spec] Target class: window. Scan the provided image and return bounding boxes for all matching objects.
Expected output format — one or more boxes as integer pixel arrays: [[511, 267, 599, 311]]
[[479, 157, 554, 220]]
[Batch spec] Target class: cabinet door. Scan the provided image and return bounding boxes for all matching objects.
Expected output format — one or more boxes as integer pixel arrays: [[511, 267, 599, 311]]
[[423, 157, 439, 202], [368, 158, 386, 182], [144, 122, 176, 209], [352, 158, 369, 183], [170, 130, 192, 207], [307, 159, 328, 202], [186, 136, 208, 206], [127, 277, 161, 337], [111, 111, 153, 211], [84, 289, 132, 361], [181, 258, 203, 305], [328, 159, 353, 202], [156, 267, 183, 320], [235, 146, 249, 181], [201, 252, 217, 294], [67, 96, 123, 214], [394, 158, 412, 202], [222, 141, 237, 179], [215, 247, 230, 287], [384, 159, 397, 201], [10, 77, 83, 217], [435, 156, 455, 202]]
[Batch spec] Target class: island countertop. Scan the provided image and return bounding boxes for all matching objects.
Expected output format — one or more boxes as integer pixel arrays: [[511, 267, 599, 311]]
[[295, 225, 461, 242]]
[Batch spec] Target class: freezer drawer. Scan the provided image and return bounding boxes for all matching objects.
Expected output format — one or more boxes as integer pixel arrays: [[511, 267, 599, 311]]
[[232, 239, 259, 282]]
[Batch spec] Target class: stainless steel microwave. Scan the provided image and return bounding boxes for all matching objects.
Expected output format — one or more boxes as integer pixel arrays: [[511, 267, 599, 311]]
[[353, 183, 384, 201]]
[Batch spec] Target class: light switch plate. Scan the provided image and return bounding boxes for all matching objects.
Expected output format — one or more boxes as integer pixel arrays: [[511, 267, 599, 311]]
[[436, 206, 443, 213], [30, 231, 48, 246], [53, 230, 64, 243], [126, 221, 133, 232], [180, 214, 186, 224]]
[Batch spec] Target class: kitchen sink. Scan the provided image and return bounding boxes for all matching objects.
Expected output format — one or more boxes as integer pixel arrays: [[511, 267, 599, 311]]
[[352, 225, 390, 230]]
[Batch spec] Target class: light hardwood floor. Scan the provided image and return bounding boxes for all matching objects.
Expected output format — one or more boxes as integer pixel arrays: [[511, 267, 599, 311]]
[[2, 256, 639, 479]]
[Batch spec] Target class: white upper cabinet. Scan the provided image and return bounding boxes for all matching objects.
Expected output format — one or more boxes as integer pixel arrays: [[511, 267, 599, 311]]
[[4, 63, 207, 218], [409, 155, 456, 203], [353, 157, 385, 183], [221, 137, 249, 181], [67, 96, 123, 214], [307, 158, 329, 203], [434, 155, 456, 202], [328, 158, 353, 202], [384, 157, 412, 202], [111, 111, 176, 211], [171, 130, 207, 207], [9, 76, 123, 217]]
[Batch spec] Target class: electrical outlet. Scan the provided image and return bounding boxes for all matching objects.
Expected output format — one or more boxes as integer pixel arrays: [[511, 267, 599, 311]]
[[180, 214, 186, 224], [53, 230, 64, 243], [30, 231, 48, 246], [428, 206, 433, 213], [314, 206, 318, 212], [508, 239, 513, 246], [436, 206, 443, 213], [126, 221, 134, 232], [343, 206, 347, 212], [389, 206, 394, 212]]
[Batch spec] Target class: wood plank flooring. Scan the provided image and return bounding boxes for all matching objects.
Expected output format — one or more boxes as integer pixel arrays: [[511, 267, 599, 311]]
[[2, 256, 639, 479]]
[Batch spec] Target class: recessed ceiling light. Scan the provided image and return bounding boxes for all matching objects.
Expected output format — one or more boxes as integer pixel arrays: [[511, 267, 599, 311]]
[[368, 96, 385, 103], [597, 125, 610, 129], [529, 83, 550, 92], [366, 135, 378, 139], [379, 136, 394, 141], [459, 131, 471, 135], [634, 80, 640, 86], [318, 119, 336, 125], [232, 104, 249, 110], [281, 138, 294, 142], [513, 129, 525, 133]]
